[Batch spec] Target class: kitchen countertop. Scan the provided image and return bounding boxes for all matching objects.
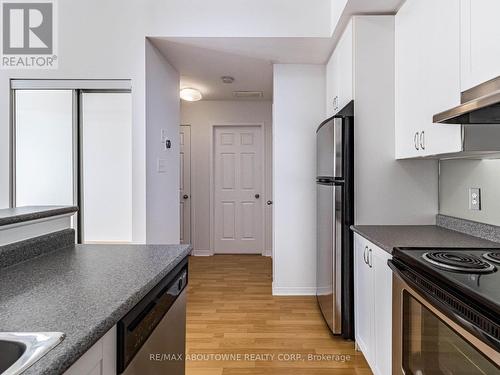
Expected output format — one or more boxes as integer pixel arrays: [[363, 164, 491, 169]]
[[351, 225, 500, 254], [0, 206, 78, 226], [0, 242, 192, 375]]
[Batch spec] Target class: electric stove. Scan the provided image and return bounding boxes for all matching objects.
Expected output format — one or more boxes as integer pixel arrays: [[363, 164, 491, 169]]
[[389, 247, 500, 373], [392, 247, 500, 319]]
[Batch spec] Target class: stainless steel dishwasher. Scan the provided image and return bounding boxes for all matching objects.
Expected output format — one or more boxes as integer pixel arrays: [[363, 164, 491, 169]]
[[118, 257, 188, 375]]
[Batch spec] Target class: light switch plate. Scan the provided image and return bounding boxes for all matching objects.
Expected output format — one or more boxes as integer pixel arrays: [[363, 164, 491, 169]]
[[157, 159, 168, 173], [160, 129, 168, 143], [469, 188, 481, 210]]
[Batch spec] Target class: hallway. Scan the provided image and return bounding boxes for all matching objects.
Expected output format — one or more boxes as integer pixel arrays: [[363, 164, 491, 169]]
[[186, 255, 371, 375]]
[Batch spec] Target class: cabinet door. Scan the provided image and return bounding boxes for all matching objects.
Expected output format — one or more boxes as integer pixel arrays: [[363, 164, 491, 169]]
[[461, 0, 500, 91], [395, 0, 462, 158], [371, 245, 392, 375], [326, 49, 339, 117], [64, 326, 116, 375], [337, 20, 353, 111], [354, 234, 374, 366]]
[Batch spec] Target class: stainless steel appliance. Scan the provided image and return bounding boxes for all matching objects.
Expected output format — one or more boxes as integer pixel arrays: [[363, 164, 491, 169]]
[[389, 248, 500, 374], [432, 75, 500, 157], [118, 258, 188, 374], [316, 101, 354, 339]]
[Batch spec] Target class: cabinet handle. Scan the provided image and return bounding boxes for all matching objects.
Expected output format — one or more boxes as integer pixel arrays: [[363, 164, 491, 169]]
[[414, 132, 420, 150], [368, 248, 373, 268], [363, 246, 368, 265], [420, 131, 425, 150]]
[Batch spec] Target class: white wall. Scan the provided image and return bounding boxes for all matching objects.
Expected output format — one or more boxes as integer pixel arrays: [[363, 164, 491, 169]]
[[272, 64, 325, 295], [180, 100, 273, 254], [0, 0, 149, 242], [330, 0, 349, 35], [0, 0, 333, 244], [352, 16, 438, 225], [145, 40, 181, 244], [149, 0, 331, 37]]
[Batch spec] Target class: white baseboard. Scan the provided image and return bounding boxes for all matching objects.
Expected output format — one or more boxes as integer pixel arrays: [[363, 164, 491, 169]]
[[272, 284, 316, 296], [191, 249, 214, 256]]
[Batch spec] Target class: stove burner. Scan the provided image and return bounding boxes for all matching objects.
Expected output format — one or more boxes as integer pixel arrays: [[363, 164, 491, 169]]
[[422, 251, 496, 274], [482, 251, 500, 265]]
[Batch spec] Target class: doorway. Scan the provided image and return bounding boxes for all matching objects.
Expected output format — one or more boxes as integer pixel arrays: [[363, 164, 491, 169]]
[[211, 125, 265, 254]]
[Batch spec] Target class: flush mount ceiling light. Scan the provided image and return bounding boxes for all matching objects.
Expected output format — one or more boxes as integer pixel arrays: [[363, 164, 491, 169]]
[[180, 88, 202, 102], [221, 76, 235, 84]]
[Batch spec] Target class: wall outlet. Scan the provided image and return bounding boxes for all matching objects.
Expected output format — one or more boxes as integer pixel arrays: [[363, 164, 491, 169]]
[[469, 188, 481, 210]]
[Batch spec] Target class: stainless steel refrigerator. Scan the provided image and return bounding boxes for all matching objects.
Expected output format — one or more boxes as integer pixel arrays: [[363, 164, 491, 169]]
[[316, 101, 354, 339]]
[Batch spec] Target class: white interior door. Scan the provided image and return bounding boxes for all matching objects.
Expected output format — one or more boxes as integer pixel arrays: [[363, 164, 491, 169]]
[[213, 126, 263, 254], [180, 125, 191, 244]]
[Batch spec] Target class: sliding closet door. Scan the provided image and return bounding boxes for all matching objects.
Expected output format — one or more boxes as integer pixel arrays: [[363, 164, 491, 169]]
[[14, 90, 75, 207], [81, 92, 132, 243]]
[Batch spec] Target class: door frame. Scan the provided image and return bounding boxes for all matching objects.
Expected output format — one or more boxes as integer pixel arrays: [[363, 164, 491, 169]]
[[179, 124, 192, 245], [209, 123, 267, 255]]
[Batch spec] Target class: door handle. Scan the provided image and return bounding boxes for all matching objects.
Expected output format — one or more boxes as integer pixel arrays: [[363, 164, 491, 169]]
[[267, 200, 273, 205], [414, 132, 420, 150], [255, 194, 260, 199], [420, 131, 425, 150], [183, 194, 189, 199]]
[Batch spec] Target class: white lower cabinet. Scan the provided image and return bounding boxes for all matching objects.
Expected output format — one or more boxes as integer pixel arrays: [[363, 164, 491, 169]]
[[354, 234, 392, 375], [64, 326, 116, 375]]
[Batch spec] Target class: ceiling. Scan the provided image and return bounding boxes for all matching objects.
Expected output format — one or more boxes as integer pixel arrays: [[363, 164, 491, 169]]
[[151, 38, 274, 101], [151, 37, 337, 101]]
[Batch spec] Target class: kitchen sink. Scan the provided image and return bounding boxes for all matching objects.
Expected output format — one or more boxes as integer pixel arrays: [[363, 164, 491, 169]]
[[0, 332, 64, 375]]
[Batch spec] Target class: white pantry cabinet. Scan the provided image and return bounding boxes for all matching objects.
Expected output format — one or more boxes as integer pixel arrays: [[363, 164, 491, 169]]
[[354, 233, 392, 375], [326, 20, 353, 117], [64, 326, 116, 375], [460, 0, 500, 91], [395, 0, 462, 159]]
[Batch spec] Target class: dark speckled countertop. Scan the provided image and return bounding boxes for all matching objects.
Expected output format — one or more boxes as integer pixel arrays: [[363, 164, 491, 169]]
[[0, 206, 78, 226], [0, 243, 192, 375], [351, 225, 500, 254]]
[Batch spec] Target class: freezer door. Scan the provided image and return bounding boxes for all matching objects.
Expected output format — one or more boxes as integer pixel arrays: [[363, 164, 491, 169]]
[[317, 117, 343, 178], [316, 183, 343, 334]]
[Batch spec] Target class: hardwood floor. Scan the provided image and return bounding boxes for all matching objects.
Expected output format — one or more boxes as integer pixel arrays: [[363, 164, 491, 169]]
[[186, 255, 372, 375]]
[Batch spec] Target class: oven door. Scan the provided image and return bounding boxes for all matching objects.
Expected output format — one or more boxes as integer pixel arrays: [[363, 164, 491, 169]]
[[392, 274, 500, 374]]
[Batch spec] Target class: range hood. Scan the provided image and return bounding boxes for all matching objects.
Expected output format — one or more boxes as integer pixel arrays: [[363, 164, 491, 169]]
[[433, 76, 500, 124]]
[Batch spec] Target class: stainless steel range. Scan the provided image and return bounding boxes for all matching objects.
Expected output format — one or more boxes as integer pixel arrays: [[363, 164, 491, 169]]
[[389, 248, 500, 374]]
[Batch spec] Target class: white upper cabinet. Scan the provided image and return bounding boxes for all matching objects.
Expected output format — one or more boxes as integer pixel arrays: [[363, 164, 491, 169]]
[[326, 47, 340, 118], [460, 0, 500, 91], [336, 21, 353, 112], [326, 20, 353, 117], [395, 0, 462, 159]]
